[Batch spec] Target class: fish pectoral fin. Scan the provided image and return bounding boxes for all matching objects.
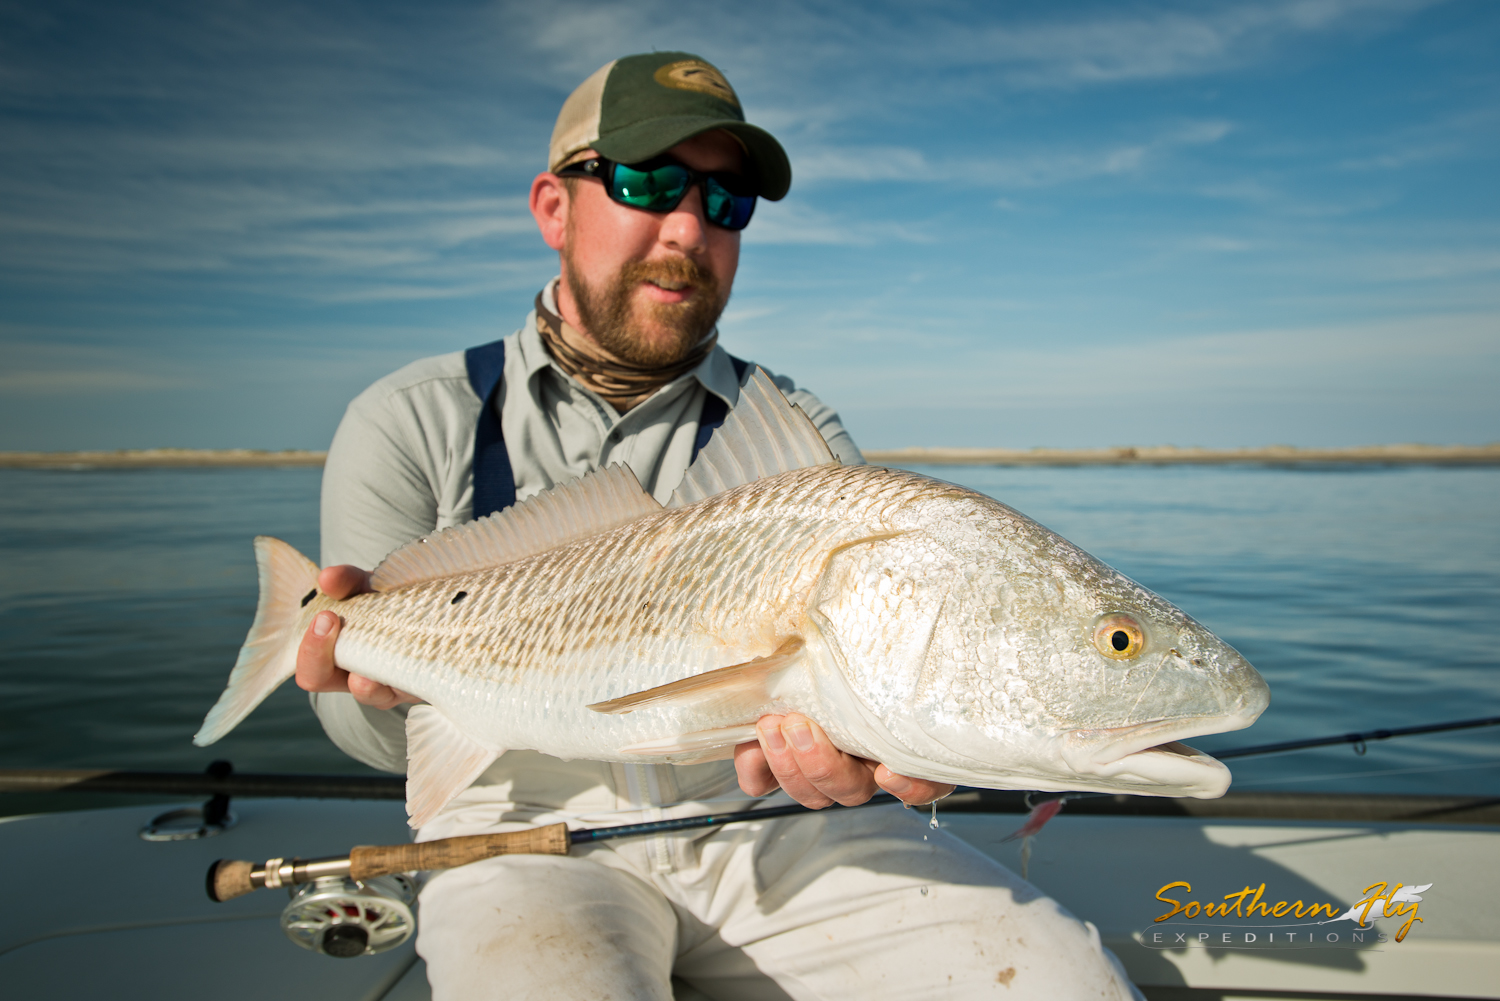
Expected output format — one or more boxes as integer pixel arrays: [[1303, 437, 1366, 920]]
[[404, 706, 502, 829], [619, 724, 760, 760], [587, 637, 805, 715]]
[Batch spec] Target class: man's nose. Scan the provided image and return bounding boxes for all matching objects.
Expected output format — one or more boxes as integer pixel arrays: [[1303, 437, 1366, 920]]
[[657, 184, 710, 255]]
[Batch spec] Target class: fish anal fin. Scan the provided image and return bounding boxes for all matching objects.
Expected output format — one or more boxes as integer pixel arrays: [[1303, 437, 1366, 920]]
[[619, 724, 761, 762], [193, 537, 318, 746], [669, 368, 837, 508], [404, 706, 502, 829], [372, 464, 662, 591], [588, 637, 805, 716]]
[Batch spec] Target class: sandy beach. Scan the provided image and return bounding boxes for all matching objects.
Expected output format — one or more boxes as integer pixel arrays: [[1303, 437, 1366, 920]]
[[0, 448, 327, 469], [4, 444, 1499, 468], [863, 443, 1500, 466]]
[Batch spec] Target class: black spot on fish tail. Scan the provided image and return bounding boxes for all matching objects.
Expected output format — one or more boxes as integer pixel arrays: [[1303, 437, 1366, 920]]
[[451, 591, 468, 605], [301, 589, 317, 607]]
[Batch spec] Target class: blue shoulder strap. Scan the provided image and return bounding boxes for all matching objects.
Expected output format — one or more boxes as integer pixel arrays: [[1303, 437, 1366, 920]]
[[466, 344, 747, 517], [465, 339, 515, 519], [692, 355, 750, 463]]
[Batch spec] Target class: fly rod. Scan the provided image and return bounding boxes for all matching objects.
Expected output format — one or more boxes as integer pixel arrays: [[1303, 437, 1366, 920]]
[[204, 709, 1500, 902], [10, 713, 1498, 801], [1208, 714, 1500, 760], [207, 794, 898, 902]]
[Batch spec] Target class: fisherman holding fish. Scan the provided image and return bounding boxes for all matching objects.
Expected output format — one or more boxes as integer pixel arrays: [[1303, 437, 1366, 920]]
[[252, 53, 1160, 999]]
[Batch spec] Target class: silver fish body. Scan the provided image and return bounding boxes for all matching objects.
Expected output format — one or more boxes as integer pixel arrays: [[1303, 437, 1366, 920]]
[[305, 465, 1261, 792], [196, 371, 1268, 825]]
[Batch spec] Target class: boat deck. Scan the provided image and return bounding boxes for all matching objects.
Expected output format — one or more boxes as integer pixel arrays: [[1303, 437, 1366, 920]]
[[1, 800, 1494, 1000]]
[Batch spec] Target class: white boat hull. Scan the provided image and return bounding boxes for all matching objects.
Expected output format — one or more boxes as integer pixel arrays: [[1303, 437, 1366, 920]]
[[1, 800, 1494, 1000]]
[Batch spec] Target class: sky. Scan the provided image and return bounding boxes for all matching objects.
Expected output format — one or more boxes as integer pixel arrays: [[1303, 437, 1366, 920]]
[[1, 0, 1496, 451]]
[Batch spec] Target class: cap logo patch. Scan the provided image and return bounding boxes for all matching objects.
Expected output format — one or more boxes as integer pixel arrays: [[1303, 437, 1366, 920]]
[[653, 60, 740, 109]]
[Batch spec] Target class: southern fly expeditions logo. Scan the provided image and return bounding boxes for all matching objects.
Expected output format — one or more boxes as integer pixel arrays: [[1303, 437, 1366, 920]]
[[1139, 880, 1432, 950]]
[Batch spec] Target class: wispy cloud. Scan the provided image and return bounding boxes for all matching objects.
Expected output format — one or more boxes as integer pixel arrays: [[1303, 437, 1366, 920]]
[[514, 0, 1443, 93], [0, 0, 1448, 295], [743, 200, 935, 246], [976, 121, 1234, 187], [0, 170, 542, 292], [942, 0, 1442, 88], [789, 121, 1233, 189], [0, 370, 187, 393], [790, 146, 934, 184], [819, 310, 1500, 411], [1337, 106, 1500, 171], [0, 0, 555, 301], [0, 335, 198, 395], [1354, 248, 1500, 282], [1179, 235, 1257, 253], [0, 0, 1493, 451]]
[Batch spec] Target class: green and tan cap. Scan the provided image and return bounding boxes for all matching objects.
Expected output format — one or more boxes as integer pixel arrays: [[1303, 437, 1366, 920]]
[[549, 52, 791, 201]]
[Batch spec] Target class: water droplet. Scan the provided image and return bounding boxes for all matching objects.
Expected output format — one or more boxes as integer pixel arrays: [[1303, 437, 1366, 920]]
[[920, 886, 929, 896], [928, 802, 939, 830]]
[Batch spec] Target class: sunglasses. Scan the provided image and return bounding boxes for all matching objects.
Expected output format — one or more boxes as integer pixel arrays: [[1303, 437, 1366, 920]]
[[556, 155, 758, 231]]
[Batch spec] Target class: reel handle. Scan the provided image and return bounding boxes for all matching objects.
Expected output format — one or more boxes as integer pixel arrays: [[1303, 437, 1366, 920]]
[[206, 822, 570, 902]]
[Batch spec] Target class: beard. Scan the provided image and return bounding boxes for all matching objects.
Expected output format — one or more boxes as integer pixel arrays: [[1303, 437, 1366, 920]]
[[563, 252, 728, 367]]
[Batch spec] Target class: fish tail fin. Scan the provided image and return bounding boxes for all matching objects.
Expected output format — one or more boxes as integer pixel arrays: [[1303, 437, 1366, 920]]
[[193, 536, 319, 746]]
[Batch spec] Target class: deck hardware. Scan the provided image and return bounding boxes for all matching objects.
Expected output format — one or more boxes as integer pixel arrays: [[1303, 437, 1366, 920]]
[[139, 760, 237, 841]]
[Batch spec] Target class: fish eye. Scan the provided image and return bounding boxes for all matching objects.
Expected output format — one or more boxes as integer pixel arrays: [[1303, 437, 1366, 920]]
[[1093, 613, 1145, 660]]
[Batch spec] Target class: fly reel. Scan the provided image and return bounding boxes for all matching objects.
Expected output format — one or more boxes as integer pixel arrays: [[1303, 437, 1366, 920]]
[[279, 874, 417, 958]]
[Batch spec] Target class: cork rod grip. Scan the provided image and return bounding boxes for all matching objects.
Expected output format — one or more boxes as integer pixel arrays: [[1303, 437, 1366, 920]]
[[208, 859, 256, 902], [349, 822, 571, 880]]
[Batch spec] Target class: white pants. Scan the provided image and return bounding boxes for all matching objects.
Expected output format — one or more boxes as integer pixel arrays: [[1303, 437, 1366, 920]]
[[416, 803, 1142, 1000]]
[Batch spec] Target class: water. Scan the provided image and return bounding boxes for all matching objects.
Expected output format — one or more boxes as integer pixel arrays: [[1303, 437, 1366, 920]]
[[1, 464, 1496, 814], [0, 468, 348, 777]]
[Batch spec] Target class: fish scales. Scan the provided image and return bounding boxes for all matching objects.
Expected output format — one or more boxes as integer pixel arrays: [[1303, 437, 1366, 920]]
[[198, 372, 1268, 823], [321, 465, 949, 757]]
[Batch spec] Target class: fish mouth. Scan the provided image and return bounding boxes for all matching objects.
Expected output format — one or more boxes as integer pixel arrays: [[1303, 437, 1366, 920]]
[[1060, 713, 1256, 799]]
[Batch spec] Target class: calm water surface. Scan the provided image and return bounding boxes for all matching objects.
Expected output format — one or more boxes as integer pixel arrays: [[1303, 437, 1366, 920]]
[[1, 464, 1496, 809]]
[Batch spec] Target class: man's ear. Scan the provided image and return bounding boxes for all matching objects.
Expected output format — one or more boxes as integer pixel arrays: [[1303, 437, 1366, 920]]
[[530, 173, 569, 251]]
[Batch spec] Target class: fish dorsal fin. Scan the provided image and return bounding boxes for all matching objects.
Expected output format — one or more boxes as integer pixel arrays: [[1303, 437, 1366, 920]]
[[372, 464, 661, 592], [668, 367, 838, 508]]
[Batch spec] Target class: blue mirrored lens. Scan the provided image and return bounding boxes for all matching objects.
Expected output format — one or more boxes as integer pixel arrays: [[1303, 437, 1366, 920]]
[[603, 161, 756, 230], [704, 177, 756, 231], [611, 164, 691, 209]]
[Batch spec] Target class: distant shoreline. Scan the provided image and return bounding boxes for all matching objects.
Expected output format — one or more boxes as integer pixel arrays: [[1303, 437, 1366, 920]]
[[0, 449, 326, 469], [867, 443, 1500, 467], [3, 444, 1499, 469]]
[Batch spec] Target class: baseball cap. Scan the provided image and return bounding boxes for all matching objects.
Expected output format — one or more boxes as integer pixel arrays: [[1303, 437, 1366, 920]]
[[549, 52, 791, 201]]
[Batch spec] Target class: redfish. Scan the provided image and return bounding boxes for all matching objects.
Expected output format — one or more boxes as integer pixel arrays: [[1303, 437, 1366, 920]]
[[196, 370, 1268, 826]]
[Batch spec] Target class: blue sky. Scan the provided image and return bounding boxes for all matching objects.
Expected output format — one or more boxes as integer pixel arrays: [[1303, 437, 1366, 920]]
[[1, 0, 1496, 450]]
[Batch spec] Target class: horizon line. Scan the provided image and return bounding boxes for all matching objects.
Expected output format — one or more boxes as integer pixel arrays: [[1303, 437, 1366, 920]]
[[3, 444, 1499, 469]]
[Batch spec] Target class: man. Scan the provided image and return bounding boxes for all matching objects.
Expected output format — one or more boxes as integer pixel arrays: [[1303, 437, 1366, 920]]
[[297, 52, 1142, 1000]]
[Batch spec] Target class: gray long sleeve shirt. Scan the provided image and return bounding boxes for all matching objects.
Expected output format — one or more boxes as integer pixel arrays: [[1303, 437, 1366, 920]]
[[311, 282, 863, 841]]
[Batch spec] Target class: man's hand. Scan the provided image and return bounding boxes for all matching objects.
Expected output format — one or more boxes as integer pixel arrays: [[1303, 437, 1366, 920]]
[[295, 565, 421, 711], [734, 713, 954, 809]]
